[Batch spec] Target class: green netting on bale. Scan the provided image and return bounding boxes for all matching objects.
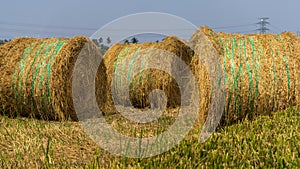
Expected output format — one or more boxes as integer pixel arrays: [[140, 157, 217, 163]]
[[113, 47, 130, 95], [209, 31, 295, 124], [113, 47, 154, 105], [127, 47, 141, 80], [11, 43, 36, 105], [138, 52, 151, 84], [188, 27, 300, 126], [277, 35, 291, 90], [11, 39, 68, 116]]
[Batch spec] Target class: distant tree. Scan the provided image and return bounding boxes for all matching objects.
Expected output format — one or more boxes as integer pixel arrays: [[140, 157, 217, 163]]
[[106, 37, 111, 45], [0, 39, 10, 46], [131, 37, 138, 44], [92, 39, 99, 47], [124, 39, 129, 44], [156, 40, 159, 43], [100, 44, 110, 55], [99, 37, 103, 44]]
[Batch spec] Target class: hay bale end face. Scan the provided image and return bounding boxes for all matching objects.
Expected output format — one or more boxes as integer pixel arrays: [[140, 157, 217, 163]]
[[0, 36, 100, 121]]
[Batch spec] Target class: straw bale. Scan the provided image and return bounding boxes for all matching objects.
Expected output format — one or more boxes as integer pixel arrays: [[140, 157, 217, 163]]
[[98, 36, 195, 113], [0, 36, 100, 120], [191, 26, 300, 124]]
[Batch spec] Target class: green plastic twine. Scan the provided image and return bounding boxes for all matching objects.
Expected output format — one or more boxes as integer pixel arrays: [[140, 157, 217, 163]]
[[231, 37, 238, 87], [243, 38, 254, 114], [225, 37, 237, 120], [45, 40, 67, 106], [36, 41, 56, 111], [12, 39, 68, 115], [39, 40, 67, 114], [13, 41, 47, 114], [269, 42, 277, 111], [113, 48, 124, 95], [30, 41, 54, 113], [28, 41, 50, 113], [256, 39, 264, 112], [277, 35, 291, 90], [12, 43, 37, 106], [127, 47, 141, 80], [137, 49, 152, 105], [235, 38, 245, 118], [282, 36, 296, 97], [248, 37, 260, 113], [114, 47, 130, 95], [138, 51, 151, 84], [127, 47, 141, 98], [231, 37, 243, 118]]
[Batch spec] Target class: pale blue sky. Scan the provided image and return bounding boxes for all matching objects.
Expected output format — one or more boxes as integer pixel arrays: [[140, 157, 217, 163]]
[[0, 0, 299, 40]]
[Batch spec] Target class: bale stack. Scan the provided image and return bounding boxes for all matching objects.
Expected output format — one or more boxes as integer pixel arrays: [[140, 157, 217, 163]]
[[0, 36, 100, 121], [2, 28, 299, 125], [191, 26, 300, 125], [98, 36, 197, 113]]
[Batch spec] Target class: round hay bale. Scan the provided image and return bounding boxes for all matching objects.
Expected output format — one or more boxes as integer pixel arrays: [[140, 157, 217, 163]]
[[0, 36, 101, 121], [0, 38, 39, 114], [98, 36, 195, 113], [191, 26, 300, 125]]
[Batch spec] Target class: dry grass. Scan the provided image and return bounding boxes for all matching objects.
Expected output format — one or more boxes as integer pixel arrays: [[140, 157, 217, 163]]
[[0, 108, 299, 168]]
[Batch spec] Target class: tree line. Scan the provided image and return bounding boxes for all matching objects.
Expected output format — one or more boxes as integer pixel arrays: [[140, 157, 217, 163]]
[[0, 36, 140, 54], [0, 39, 11, 46], [92, 37, 139, 55]]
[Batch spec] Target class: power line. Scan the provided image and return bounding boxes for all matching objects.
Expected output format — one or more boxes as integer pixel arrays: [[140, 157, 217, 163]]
[[235, 30, 257, 34], [212, 23, 256, 30], [269, 24, 284, 33], [0, 35, 13, 39], [0, 26, 80, 37], [1, 19, 291, 38], [0, 20, 97, 31], [0, 20, 261, 31], [0, 21, 196, 32]]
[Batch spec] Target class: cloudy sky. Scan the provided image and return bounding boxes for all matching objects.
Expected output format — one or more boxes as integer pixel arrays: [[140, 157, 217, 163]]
[[1, 0, 299, 40]]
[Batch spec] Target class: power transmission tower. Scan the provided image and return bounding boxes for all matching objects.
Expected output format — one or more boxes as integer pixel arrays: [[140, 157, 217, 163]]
[[257, 17, 270, 34]]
